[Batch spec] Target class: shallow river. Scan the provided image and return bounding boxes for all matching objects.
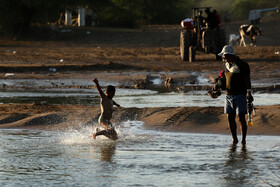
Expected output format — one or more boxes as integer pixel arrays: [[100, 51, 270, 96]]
[[1, 121, 279, 186], [1, 76, 280, 107], [1, 88, 280, 107], [1, 76, 280, 186]]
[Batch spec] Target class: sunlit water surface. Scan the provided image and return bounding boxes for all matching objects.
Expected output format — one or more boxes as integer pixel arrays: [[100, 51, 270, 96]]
[[0, 121, 279, 186], [0, 89, 280, 107], [1, 76, 280, 107]]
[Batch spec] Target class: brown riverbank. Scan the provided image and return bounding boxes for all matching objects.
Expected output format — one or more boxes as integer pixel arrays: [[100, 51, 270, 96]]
[[0, 104, 279, 136]]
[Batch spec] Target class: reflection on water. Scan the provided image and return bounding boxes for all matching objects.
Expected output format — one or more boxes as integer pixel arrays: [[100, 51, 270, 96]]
[[91, 142, 116, 162], [223, 144, 255, 186], [0, 122, 280, 186]]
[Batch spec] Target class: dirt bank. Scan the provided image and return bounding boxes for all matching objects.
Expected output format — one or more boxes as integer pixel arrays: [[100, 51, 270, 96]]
[[0, 104, 279, 136]]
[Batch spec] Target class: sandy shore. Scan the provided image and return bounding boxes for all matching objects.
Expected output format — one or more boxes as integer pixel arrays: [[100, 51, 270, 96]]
[[0, 104, 279, 136]]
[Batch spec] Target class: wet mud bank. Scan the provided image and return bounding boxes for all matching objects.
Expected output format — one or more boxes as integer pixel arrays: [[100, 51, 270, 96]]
[[0, 103, 279, 136]]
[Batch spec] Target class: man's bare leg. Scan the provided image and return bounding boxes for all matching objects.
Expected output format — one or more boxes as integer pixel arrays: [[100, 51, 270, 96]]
[[228, 113, 238, 144], [238, 114, 247, 145]]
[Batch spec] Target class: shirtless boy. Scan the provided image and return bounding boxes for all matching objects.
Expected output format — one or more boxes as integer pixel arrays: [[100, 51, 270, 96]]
[[90, 78, 120, 140]]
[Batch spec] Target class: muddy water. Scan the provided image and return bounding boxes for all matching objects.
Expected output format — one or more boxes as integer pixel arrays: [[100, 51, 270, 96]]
[[1, 75, 280, 107], [0, 121, 279, 186]]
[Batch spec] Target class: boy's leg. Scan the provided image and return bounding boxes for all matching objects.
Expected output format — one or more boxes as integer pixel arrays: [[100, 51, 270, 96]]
[[94, 128, 118, 140], [90, 127, 100, 139], [90, 133, 96, 139], [94, 121, 118, 140], [96, 128, 118, 140], [107, 128, 118, 140]]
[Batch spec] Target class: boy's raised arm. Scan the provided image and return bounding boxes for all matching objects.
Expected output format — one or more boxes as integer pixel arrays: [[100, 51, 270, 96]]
[[92, 78, 106, 98]]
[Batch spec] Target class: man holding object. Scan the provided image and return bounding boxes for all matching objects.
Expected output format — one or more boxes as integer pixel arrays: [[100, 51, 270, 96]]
[[216, 45, 254, 145]]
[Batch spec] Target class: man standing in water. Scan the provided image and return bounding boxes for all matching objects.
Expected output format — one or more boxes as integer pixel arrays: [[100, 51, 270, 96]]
[[217, 45, 253, 145], [90, 78, 120, 140]]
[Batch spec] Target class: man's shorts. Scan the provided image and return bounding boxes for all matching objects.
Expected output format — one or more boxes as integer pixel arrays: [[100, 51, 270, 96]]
[[225, 94, 247, 115]]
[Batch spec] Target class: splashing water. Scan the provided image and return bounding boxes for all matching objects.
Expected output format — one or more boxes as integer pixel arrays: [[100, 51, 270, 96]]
[[0, 121, 279, 186]]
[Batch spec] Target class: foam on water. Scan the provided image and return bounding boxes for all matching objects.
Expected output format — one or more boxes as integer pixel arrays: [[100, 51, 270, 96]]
[[58, 130, 93, 145], [57, 121, 153, 146]]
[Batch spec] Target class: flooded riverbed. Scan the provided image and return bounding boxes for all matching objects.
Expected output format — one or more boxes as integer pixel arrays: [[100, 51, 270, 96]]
[[0, 121, 279, 186], [1, 75, 280, 107]]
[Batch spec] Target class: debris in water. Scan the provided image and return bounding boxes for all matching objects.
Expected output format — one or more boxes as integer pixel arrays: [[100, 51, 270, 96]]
[[5, 73, 15, 77], [49, 68, 57, 72]]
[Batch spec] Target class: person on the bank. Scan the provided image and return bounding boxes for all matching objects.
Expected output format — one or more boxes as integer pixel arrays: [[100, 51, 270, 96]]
[[90, 78, 120, 140], [204, 8, 219, 29], [217, 45, 254, 145]]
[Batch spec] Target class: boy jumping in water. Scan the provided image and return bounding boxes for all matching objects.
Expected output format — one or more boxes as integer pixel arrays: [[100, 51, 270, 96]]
[[90, 78, 120, 140]]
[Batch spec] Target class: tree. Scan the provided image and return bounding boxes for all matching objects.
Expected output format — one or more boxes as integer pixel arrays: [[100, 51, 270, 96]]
[[0, 0, 83, 39], [0, 0, 35, 39], [0, 0, 196, 39]]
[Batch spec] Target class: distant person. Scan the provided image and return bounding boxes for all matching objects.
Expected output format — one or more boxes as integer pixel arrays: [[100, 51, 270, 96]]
[[213, 10, 221, 28], [194, 11, 206, 42], [90, 78, 121, 140], [214, 45, 253, 145], [195, 11, 206, 29], [205, 8, 219, 29]]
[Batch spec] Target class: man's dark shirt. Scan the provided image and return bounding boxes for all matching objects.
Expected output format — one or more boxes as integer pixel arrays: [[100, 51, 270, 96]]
[[224, 58, 250, 95]]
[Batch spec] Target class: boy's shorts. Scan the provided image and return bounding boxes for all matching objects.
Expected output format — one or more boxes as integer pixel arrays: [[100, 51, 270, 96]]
[[225, 94, 247, 115], [98, 115, 113, 129]]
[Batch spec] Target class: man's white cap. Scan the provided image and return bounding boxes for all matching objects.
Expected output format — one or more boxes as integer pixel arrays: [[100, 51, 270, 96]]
[[218, 45, 236, 57]]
